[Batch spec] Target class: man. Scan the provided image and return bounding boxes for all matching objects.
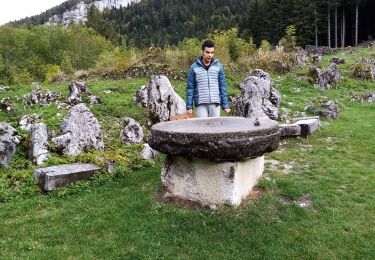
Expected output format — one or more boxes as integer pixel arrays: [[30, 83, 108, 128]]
[[186, 40, 231, 118]]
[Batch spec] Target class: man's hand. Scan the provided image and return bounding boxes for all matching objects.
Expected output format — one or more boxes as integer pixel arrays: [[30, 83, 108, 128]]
[[224, 108, 231, 114], [187, 109, 193, 114]]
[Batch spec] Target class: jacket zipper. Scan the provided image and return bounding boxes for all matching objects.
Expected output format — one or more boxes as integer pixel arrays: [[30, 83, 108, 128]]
[[207, 69, 212, 103]]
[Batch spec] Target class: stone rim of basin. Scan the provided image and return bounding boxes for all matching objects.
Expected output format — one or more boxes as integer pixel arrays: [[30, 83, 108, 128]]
[[149, 117, 280, 160]]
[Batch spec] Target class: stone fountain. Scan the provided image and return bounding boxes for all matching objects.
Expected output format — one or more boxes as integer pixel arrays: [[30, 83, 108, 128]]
[[149, 117, 279, 206]]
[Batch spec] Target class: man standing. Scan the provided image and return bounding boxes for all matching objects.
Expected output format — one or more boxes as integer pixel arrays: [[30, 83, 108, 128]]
[[186, 40, 231, 118]]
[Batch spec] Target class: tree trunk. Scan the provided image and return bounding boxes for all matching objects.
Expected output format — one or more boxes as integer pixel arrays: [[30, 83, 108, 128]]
[[355, 4, 358, 46], [328, 5, 331, 48], [335, 6, 338, 48], [315, 8, 318, 47], [342, 9, 345, 48]]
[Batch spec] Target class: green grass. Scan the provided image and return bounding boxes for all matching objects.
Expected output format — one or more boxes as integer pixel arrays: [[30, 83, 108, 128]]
[[0, 98, 374, 259], [0, 45, 375, 258]]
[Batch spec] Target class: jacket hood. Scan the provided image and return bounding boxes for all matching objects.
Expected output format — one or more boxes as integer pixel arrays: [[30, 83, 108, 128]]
[[195, 57, 219, 67]]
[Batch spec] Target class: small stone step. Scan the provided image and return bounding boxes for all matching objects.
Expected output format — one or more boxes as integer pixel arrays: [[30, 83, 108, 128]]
[[294, 118, 320, 135], [279, 124, 301, 137], [34, 163, 101, 191]]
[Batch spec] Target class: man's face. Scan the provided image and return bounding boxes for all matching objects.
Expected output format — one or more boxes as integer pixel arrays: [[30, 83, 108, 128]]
[[202, 47, 214, 64]]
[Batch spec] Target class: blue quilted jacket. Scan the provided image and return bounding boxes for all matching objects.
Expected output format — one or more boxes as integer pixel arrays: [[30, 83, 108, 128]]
[[186, 58, 230, 110]]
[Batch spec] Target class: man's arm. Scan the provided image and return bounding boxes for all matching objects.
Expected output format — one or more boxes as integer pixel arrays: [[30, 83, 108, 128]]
[[186, 66, 196, 111], [218, 65, 230, 113]]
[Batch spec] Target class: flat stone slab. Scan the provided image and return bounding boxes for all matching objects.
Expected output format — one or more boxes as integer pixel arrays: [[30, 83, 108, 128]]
[[162, 155, 264, 206], [34, 163, 101, 191], [149, 117, 279, 159], [294, 118, 320, 135], [279, 124, 301, 137]]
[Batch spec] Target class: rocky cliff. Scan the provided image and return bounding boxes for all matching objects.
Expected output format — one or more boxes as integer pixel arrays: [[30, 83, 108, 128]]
[[46, 0, 140, 26]]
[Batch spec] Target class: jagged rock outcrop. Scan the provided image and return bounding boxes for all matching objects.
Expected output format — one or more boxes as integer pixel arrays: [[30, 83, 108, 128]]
[[46, 0, 140, 26], [305, 97, 340, 119], [134, 75, 186, 126], [0, 85, 10, 92], [330, 57, 345, 64], [0, 122, 21, 167], [52, 103, 104, 156], [0, 98, 14, 112], [28, 123, 50, 165], [120, 118, 144, 144], [141, 143, 159, 160], [309, 62, 341, 90], [24, 89, 61, 106], [19, 114, 42, 131], [67, 80, 90, 105], [350, 92, 375, 103], [352, 63, 375, 80], [232, 69, 281, 120]]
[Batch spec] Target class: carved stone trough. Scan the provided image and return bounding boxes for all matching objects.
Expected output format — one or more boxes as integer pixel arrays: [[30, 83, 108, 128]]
[[149, 117, 280, 206]]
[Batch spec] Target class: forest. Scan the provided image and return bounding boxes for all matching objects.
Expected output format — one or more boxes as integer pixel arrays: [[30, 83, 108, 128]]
[[10, 0, 375, 48], [1, 0, 375, 85]]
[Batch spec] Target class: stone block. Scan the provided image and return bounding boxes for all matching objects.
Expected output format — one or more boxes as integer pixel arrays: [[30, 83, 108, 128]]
[[294, 118, 320, 135], [34, 163, 101, 191], [161, 156, 264, 206], [279, 124, 301, 137]]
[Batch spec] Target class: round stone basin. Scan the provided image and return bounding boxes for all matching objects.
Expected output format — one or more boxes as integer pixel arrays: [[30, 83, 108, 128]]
[[149, 117, 280, 159]]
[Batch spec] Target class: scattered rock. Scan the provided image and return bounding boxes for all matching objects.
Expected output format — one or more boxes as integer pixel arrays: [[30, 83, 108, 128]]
[[19, 114, 42, 131], [330, 57, 345, 64], [24, 89, 61, 106], [0, 122, 21, 167], [134, 75, 186, 126], [308, 62, 341, 90], [232, 69, 281, 120], [52, 103, 104, 156], [350, 92, 375, 102], [305, 97, 340, 119], [141, 143, 159, 160], [0, 98, 14, 112], [351, 63, 375, 80], [120, 117, 144, 144], [292, 87, 301, 93], [0, 85, 10, 92], [67, 80, 90, 105], [279, 124, 301, 137], [89, 95, 102, 105], [295, 47, 308, 66], [273, 59, 291, 74], [355, 57, 375, 65], [34, 163, 101, 191], [294, 118, 320, 135], [28, 123, 50, 165]]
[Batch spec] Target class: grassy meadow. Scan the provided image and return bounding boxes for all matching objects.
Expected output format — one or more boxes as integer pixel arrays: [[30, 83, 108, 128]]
[[0, 44, 374, 258]]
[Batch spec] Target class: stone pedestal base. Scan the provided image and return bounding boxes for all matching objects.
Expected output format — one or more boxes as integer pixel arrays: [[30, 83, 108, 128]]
[[161, 156, 264, 206]]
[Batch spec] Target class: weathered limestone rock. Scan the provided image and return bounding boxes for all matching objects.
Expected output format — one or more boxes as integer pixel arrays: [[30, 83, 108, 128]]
[[141, 143, 159, 160], [308, 63, 341, 90], [150, 117, 279, 160], [314, 99, 340, 119], [352, 63, 375, 80], [295, 47, 308, 67], [24, 89, 61, 106], [0, 85, 10, 92], [89, 95, 102, 105], [134, 75, 186, 126], [294, 118, 320, 135], [52, 103, 104, 156], [120, 117, 144, 144], [0, 98, 14, 112], [28, 123, 50, 165], [0, 122, 20, 167], [330, 57, 345, 64], [162, 156, 265, 206], [279, 124, 301, 137], [350, 92, 375, 103], [19, 114, 42, 131], [232, 69, 281, 120], [34, 163, 101, 191]]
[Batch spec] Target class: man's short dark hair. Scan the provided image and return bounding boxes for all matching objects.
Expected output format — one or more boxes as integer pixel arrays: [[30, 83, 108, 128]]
[[202, 39, 215, 50]]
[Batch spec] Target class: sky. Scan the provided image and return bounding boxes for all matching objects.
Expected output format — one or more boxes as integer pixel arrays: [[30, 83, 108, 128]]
[[0, 0, 67, 25]]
